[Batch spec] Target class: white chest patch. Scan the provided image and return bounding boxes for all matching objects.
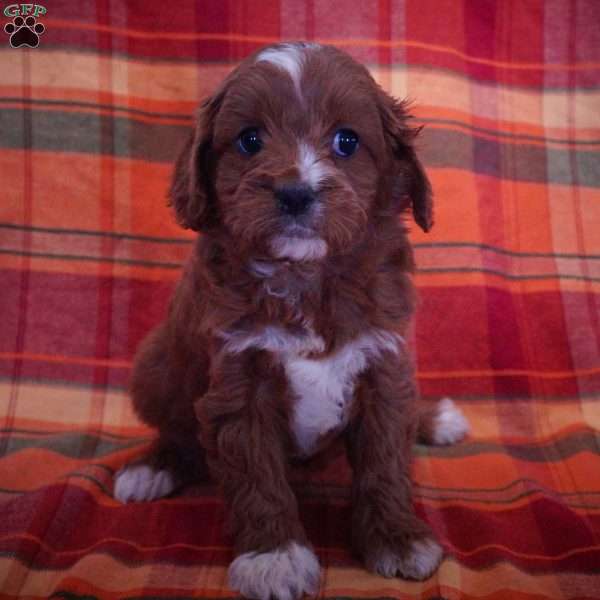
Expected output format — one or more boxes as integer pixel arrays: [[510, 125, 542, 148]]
[[219, 326, 402, 456]]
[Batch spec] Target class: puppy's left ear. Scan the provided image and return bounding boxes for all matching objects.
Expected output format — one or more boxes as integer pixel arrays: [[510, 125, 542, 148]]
[[378, 91, 433, 232]]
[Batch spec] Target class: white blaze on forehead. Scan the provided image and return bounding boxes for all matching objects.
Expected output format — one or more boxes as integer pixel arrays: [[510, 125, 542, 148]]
[[297, 142, 330, 191], [255, 42, 317, 99]]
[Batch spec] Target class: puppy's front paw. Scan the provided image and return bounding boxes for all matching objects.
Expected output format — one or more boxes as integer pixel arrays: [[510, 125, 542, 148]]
[[228, 541, 320, 600], [370, 538, 443, 581]]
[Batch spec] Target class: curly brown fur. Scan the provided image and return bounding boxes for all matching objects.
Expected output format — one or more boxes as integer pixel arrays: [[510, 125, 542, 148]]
[[114, 42, 468, 599]]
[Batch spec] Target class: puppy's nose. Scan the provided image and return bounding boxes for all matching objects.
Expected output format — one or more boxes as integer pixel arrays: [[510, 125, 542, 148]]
[[275, 184, 316, 216]]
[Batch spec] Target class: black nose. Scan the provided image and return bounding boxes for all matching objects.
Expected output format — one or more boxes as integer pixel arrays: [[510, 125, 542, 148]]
[[275, 185, 316, 216]]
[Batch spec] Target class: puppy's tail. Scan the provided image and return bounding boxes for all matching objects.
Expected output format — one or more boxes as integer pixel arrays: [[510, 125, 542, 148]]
[[417, 397, 470, 446]]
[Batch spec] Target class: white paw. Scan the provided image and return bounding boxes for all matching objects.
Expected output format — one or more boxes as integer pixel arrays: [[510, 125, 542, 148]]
[[431, 397, 470, 445], [373, 538, 443, 580], [228, 541, 320, 600], [114, 464, 176, 503]]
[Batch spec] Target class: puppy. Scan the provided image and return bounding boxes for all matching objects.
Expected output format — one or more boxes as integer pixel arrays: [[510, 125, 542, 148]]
[[114, 42, 469, 599]]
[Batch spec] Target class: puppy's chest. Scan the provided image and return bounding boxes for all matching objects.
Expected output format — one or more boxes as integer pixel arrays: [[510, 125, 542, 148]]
[[284, 345, 357, 457], [222, 324, 401, 457], [284, 329, 401, 456]]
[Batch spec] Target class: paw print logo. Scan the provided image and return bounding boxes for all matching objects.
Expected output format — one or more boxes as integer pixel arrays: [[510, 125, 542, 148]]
[[4, 15, 45, 48]]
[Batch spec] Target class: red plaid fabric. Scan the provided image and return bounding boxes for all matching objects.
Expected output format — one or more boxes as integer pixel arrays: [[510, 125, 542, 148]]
[[1, 1, 600, 598]]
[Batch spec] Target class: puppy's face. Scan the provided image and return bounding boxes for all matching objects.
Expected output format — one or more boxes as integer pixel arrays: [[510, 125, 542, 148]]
[[171, 43, 432, 260]]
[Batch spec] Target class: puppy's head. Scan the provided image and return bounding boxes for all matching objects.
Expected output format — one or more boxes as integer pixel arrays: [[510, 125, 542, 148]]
[[171, 43, 432, 261]]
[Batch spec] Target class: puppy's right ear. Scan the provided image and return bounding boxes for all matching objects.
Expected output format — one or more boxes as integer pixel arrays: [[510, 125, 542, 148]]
[[169, 95, 222, 231]]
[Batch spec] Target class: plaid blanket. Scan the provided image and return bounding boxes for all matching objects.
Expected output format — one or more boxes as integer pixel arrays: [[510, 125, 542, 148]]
[[1, 1, 600, 598]]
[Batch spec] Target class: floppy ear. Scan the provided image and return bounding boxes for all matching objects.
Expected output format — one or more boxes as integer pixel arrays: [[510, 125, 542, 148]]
[[169, 95, 222, 232], [378, 92, 433, 232]]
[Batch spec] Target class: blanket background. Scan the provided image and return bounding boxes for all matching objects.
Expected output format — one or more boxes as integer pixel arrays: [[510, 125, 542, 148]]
[[1, 1, 599, 598]]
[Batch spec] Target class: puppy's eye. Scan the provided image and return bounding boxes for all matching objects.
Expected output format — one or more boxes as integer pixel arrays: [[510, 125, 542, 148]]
[[238, 128, 263, 155], [332, 129, 359, 157]]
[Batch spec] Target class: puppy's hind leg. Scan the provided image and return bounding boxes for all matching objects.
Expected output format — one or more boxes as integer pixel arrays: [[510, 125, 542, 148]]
[[114, 433, 207, 503], [417, 397, 470, 446], [114, 322, 209, 503]]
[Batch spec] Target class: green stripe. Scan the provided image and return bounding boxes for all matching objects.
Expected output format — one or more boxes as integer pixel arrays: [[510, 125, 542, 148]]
[[0, 427, 149, 440], [419, 117, 600, 146], [3, 222, 600, 261], [416, 477, 598, 497], [0, 248, 182, 269], [0, 374, 129, 392], [3, 470, 600, 511], [0, 96, 193, 123], [0, 432, 148, 458], [3, 97, 598, 147], [414, 241, 600, 261], [1, 107, 599, 187], [0, 222, 192, 245]]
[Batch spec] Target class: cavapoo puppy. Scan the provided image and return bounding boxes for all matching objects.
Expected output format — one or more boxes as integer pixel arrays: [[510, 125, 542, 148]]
[[114, 42, 469, 600]]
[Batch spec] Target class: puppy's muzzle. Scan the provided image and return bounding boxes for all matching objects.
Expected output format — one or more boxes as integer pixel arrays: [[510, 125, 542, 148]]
[[275, 184, 316, 217]]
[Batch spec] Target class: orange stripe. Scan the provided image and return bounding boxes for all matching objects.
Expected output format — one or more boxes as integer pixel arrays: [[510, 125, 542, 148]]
[[0, 532, 227, 556], [419, 452, 600, 490], [0, 530, 345, 557], [494, 424, 600, 446], [62, 475, 600, 516], [5, 530, 599, 564], [0, 254, 183, 282], [450, 542, 600, 561], [2, 556, 593, 600], [0, 351, 132, 369], [6, 458, 600, 515], [415, 270, 600, 294], [419, 366, 600, 380], [14, 252, 592, 293], [8, 529, 599, 563], [1, 351, 598, 380], [0, 85, 198, 115], [419, 488, 600, 515], [44, 21, 600, 71], [4, 440, 599, 495]]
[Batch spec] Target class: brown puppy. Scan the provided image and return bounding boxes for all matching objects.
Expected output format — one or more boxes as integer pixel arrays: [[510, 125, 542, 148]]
[[114, 42, 469, 600]]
